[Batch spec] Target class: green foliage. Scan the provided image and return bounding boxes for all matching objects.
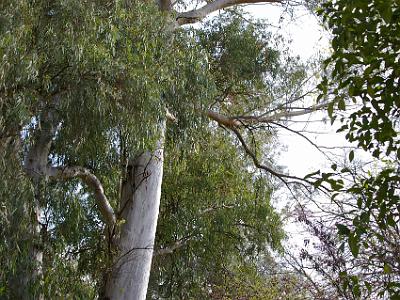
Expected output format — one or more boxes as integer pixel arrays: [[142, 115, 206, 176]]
[[318, 0, 400, 157], [0, 0, 212, 159], [198, 14, 276, 92], [0, 0, 212, 296], [204, 263, 309, 300], [197, 11, 306, 116], [0, 1, 305, 298], [149, 128, 285, 298], [0, 143, 34, 298], [40, 182, 106, 298], [316, 0, 400, 298]]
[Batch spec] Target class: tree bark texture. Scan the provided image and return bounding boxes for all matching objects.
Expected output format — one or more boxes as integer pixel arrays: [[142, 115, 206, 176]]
[[104, 126, 165, 300]]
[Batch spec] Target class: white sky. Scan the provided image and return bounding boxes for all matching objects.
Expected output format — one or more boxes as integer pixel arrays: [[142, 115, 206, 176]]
[[244, 4, 345, 176], [243, 3, 353, 251]]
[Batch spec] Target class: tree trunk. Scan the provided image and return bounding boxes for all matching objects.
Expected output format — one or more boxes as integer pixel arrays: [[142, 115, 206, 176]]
[[8, 198, 44, 300], [104, 126, 165, 300], [20, 101, 60, 299]]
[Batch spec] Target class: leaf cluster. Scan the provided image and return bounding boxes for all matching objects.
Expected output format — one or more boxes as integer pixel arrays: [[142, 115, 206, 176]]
[[314, 1, 400, 298], [149, 129, 285, 298]]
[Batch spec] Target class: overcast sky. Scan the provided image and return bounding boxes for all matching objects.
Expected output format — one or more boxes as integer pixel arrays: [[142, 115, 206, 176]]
[[243, 5, 338, 173], [242, 4, 353, 250]]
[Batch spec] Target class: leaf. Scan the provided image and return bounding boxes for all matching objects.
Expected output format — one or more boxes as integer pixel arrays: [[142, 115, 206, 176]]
[[304, 170, 320, 179], [336, 223, 350, 235], [338, 98, 346, 110], [364, 281, 372, 293], [339, 242, 345, 253], [357, 197, 362, 209], [327, 101, 334, 119], [384, 263, 392, 274], [349, 150, 354, 162], [379, 0, 393, 23], [348, 233, 359, 257], [387, 214, 396, 227], [331, 192, 339, 201], [372, 149, 380, 158], [340, 167, 351, 173]]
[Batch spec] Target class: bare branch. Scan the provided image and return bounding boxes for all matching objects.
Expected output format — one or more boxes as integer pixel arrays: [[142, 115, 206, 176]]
[[166, 107, 177, 123], [206, 109, 333, 192], [153, 237, 191, 257], [230, 126, 313, 185], [269, 121, 332, 161], [201, 204, 235, 214], [47, 166, 116, 227], [176, 0, 282, 25], [237, 101, 332, 123], [206, 110, 241, 128], [206, 100, 332, 131], [158, 0, 172, 11]]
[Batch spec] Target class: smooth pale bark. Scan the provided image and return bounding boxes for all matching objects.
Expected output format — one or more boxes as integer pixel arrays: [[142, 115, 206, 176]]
[[102, 0, 286, 296], [104, 125, 165, 300], [21, 101, 61, 300], [176, 0, 281, 25], [47, 166, 116, 226]]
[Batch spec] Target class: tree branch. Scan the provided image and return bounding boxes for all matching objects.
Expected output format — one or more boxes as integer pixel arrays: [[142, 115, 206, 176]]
[[268, 121, 332, 161], [206, 110, 241, 128], [153, 237, 191, 257], [158, 0, 172, 11], [165, 107, 177, 123], [23, 96, 116, 228], [201, 204, 235, 214], [235, 101, 332, 123], [230, 126, 310, 184], [206, 108, 332, 191], [176, 0, 282, 25], [206, 101, 331, 129], [47, 166, 116, 227]]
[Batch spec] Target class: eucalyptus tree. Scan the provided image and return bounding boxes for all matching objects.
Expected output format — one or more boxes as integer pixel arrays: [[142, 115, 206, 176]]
[[0, 0, 327, 298]]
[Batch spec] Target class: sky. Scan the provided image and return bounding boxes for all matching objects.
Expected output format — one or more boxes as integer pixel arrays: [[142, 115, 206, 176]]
[[242, 3, 353, 252], [247, 4, 329, 59], [244, 3, 353, 177]]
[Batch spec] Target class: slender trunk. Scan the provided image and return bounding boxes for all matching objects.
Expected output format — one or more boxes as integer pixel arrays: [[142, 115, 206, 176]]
[[104, 125, 165, 300], [24, 124, 53, 296], [8, 192, 44, 300], [19, 99, 60, 299]]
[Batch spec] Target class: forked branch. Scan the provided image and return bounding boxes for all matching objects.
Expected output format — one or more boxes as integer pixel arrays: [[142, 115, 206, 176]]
[[206, 101, 331, 128], [207, 109, 331, 190], [230, 126, 312, 185]]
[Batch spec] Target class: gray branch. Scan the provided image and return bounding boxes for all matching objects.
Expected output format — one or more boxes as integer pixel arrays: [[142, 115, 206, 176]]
[[47, 166, 116, 227], [176, 0, 282, 25], [153, 237, 190, 257], [24, 95, 115, 228]]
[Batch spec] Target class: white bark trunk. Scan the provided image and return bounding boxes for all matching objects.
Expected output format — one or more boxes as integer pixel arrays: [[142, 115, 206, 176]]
[[104, 126, 165, 300], [22, 99, 62, 299]]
